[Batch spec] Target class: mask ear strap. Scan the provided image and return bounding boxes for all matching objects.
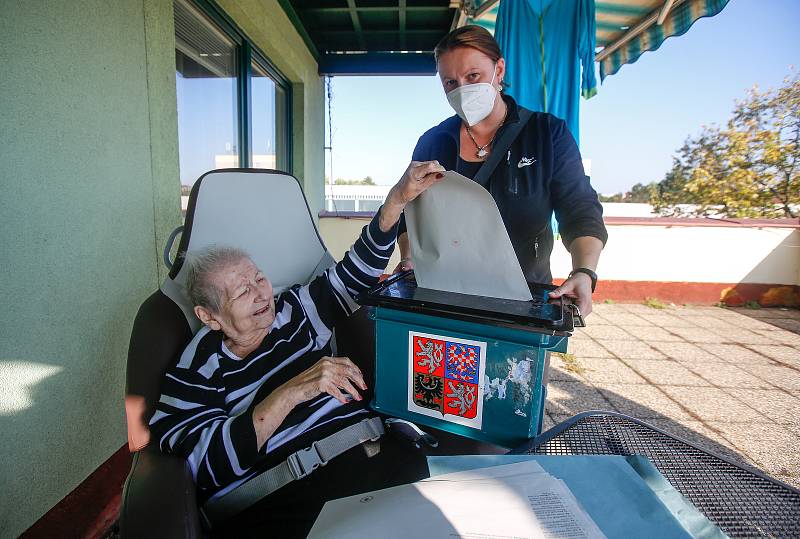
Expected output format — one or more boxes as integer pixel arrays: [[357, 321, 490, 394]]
[[491, 62, 502, 91]]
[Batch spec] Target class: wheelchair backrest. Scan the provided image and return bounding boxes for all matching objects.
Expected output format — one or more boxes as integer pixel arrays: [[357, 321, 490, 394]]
[[164, 169, 335, 333]]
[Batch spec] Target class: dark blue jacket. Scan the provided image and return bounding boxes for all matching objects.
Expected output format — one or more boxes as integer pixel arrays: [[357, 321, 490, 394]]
[[400, 95, 607, 284]]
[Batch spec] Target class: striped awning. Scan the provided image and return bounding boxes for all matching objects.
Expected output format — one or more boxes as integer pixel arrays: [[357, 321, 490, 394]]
[[464, 0, 730, 81]]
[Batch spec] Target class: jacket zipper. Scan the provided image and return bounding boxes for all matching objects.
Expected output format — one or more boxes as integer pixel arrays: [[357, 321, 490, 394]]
[[506, 150, 517, 194], [533, 223, 549, 260]]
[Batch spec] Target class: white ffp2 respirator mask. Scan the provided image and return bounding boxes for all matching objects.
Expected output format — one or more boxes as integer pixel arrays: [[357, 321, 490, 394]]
[[445, 67, 498, 126]]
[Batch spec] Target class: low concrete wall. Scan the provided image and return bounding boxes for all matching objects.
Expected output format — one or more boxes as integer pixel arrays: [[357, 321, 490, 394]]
[[318, 215, 800, 304], [551, 224, 799, 286]]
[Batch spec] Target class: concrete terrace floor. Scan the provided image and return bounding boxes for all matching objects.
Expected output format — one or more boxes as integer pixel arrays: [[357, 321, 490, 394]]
[[544, 303, 800, 489]]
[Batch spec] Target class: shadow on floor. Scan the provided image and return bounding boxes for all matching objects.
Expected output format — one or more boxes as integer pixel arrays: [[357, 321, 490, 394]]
[[727, 306, 800, 333], [544, 369, 754, 470]]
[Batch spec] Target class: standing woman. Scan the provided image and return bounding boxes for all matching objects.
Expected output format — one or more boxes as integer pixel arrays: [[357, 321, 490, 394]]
[[396, 25, 607, 316]]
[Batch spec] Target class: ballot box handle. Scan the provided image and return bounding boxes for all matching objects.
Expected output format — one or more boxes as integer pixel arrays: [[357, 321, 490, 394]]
[[565, 302, 586, 328]]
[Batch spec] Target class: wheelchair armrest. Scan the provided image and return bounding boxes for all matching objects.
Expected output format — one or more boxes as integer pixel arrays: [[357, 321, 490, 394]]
[[120, 447, 206, 539]]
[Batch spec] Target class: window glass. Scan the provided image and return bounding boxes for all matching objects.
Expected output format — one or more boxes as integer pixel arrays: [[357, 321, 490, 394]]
[[250, 62, 276, 170], [174, 0, 238, 191], [251, 61, 288, 171]]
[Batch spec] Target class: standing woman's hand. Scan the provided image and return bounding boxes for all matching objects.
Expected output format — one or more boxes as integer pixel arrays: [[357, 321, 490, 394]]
[[549, 236, 603, 318], [548, 272, 593, 317]]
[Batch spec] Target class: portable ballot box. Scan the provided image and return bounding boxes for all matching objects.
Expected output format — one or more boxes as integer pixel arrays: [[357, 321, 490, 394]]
[[357, 272, 576, 448]]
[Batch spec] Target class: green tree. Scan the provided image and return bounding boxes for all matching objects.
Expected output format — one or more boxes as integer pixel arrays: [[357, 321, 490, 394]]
[[653, 74, 799, 218], [651, 140, 711, 215], [627, 182, 657, 203], [334, 176, 378, 185], [598, 182, 657, 203], [599, 192, 624, 202]]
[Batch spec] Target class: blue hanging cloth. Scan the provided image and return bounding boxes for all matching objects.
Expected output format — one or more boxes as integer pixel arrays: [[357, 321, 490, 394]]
[[494, 0, 597, 143]]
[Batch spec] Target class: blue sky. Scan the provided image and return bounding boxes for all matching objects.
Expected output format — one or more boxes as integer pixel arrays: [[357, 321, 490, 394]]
[[325, 0, 800, 194]]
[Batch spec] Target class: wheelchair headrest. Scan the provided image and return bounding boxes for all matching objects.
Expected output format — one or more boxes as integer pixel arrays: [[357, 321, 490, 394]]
[[161, 169, 335, 333]]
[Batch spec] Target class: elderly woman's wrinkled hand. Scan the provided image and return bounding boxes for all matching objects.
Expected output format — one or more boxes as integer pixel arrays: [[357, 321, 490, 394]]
[[391, 160, 446, 206], [379, 161, 446, 233], [282, 356, 367, 406]]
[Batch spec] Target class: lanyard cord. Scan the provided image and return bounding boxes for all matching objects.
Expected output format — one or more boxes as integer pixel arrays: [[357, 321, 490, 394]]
[[538, 0, 550, 113], [539, 13, 548, 113]]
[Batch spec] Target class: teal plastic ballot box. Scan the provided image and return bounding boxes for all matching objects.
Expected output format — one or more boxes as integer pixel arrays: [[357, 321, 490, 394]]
[[357, 271, 577, 448]]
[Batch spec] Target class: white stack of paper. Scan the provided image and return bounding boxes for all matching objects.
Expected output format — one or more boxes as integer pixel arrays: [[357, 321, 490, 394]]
[[308, 460, 606, 539]]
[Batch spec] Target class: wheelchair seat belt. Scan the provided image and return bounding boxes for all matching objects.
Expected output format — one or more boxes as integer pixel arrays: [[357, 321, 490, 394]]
[[200, 416, 384, 527]]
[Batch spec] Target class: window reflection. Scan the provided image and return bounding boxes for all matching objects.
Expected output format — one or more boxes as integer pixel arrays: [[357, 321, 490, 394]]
[[251, 62, 288, 171], [174, 0, 238, 192], [250, 62, 276, 170]]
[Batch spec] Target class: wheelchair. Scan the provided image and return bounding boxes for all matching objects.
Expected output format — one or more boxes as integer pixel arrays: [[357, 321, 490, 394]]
[[120, 169, 504, 538]]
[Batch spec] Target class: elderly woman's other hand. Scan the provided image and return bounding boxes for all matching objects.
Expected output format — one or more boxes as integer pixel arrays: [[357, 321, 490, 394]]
[[252, 356, 367, 449], [282, 356, 367, 405]]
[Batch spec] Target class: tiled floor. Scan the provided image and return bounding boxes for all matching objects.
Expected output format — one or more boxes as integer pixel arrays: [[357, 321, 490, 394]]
[[545, 303, 800, 488]]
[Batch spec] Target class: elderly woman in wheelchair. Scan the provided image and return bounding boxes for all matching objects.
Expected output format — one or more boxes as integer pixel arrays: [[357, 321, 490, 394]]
[[148, 161, 444, 536]]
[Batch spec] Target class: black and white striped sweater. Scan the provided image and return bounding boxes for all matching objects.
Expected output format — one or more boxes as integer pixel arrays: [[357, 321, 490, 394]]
[[149, 212, 397, 500]]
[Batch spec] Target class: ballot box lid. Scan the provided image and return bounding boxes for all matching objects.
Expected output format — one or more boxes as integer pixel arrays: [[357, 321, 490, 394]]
[[357, 271, 574, 334]]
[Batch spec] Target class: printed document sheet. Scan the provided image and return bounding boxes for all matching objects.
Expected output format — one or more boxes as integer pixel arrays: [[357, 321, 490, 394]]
[[308, 460, 605, 539]]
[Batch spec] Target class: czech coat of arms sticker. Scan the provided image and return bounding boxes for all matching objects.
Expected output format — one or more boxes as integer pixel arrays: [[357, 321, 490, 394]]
[[407, 331, 486, 429]]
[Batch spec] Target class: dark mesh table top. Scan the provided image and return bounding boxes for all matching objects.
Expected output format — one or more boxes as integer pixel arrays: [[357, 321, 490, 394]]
[[511, 412, 800, 538]]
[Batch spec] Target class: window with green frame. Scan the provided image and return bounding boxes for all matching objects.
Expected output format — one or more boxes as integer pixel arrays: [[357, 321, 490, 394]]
[[174, 0, 291, 195]]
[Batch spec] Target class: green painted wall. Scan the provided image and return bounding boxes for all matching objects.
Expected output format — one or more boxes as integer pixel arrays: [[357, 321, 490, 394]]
[[218, 0, 326, 217], [0, 0, 181, 536], [0, 0, 321, 535]]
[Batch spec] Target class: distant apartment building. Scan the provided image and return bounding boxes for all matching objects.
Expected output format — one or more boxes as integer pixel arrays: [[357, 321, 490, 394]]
[[321, 156, 655, 220], [325, 184, 392, 212], [215, 153, 277, 170]]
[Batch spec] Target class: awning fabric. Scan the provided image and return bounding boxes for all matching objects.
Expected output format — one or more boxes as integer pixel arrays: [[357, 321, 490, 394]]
[[467, 0, 730, 81], [597, 0, 730, 80]]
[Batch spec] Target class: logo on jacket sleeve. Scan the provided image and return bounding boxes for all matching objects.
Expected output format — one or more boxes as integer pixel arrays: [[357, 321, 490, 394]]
[[408, 332, 485, 428]]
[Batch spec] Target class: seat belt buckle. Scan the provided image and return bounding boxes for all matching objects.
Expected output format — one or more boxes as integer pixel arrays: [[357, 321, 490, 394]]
[[385, 418, 438, 449], [287, 441, 327, 480], [367, 417, 384, 442]]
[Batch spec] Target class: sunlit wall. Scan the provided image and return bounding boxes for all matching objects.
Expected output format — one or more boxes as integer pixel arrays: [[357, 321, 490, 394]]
[[0, 0, 323, 535]]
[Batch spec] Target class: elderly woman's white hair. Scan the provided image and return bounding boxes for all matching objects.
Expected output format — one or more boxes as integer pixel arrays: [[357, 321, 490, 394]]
[[185, 245, 251, 313]]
